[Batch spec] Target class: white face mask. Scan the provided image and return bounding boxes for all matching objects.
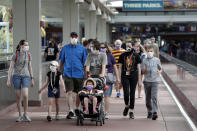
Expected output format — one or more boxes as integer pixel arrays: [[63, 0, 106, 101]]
[[50, 65, 57, 72], [147, 52, 153, 58], [23, 46, 29, 52], [71, 38, 78, 45]]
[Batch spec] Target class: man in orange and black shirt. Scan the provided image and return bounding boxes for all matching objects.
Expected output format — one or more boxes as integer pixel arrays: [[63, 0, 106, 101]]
[[112, 39, 125, 98]]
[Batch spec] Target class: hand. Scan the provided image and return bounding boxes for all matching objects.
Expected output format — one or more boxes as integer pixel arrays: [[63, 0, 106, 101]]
[[99, 74, 104, 78], [7, 80, 11, 88], [31, 79, 35, 88], [63, 88, 66, 93], [157, 70, 162, 74], [38, 90, 41, 94]]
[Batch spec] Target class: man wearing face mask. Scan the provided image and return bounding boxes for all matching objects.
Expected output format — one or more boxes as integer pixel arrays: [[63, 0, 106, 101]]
[[59, 32, 88, 119], [141, 45, 162, 120], [112, 39, 125, 98]]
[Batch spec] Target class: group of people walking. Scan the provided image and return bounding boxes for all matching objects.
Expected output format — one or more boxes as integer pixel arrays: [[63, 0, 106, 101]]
[[6, 32, 162, 122]]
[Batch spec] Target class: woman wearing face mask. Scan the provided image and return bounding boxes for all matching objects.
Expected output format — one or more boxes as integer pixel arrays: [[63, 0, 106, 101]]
[[7, 40, 34, 122], [100, 43, 120, 119], [38, 61, 66, 121]]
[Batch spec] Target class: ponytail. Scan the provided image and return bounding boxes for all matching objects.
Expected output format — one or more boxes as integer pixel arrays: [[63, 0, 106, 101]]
[[16, 40, 26, 51]]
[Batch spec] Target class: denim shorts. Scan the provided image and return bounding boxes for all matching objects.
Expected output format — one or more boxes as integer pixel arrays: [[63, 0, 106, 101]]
[[48, 87, 60, 98], [12, 75, 31, 90], [104, 83, 113, 97]]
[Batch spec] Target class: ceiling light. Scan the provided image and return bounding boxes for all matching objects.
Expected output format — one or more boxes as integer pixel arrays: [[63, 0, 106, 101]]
[[75, 0, 84, 4], [96, 7, 102, 15], [89, 0, 96, 11]]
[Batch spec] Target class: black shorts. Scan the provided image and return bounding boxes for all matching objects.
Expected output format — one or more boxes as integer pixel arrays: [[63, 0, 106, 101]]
[[64, 76, 83, 93]]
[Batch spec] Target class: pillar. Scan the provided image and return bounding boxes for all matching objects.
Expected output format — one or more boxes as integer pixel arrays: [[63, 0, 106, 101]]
[[85, 11, 97, 40], [13, 0, 42, 106], [63, 0, 79, 44]]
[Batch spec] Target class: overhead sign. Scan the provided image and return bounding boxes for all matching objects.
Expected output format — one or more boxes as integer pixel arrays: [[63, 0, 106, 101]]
[[123, 1, 164, 11]]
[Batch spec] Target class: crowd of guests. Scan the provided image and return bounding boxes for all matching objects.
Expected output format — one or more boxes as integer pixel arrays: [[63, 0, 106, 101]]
[[6, 32, 162, 123]]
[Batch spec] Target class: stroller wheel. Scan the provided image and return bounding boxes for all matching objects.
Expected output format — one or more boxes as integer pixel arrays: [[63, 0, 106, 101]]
[[80, 119, 84, 126]]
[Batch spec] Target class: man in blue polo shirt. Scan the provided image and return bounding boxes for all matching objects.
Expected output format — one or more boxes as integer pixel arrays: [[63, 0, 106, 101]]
[[59, 32, 88, 119]]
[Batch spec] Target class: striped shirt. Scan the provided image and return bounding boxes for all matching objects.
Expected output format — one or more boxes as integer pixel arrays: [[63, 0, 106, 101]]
[[112, 49, 125, 66]]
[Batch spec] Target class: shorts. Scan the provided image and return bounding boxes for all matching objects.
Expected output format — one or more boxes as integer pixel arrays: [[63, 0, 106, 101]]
[[64, 76, 83, 93], [12, 75, 31, 90], [104, 83, 113, 97], [48, 87, 60, 98]]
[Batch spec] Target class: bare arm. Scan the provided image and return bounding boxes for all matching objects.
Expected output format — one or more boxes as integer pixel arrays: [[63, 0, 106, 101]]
[[7, 61, 15, 88], [59, 61, 64, 72], [38, 76, 49, 94], [100, 65, 106, 77], [59, 75, 66, 92], [28, 61, 35, 87]]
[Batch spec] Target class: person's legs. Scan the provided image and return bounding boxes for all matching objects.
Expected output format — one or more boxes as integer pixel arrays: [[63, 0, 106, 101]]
[[66, 91, 74, 111], [144, 82, 152, 118], [93, 96, 98, 113], [151, 82, 159, 120], [55, 98, 59, 115], [22, 88, 28, 115], [104, 83, 112, 114], [16, 90, 22, 116], [73, 78, 83, 109], [83, 97, 89, 114], [48, 98, 53, 116], [121, 77, 130, 116]]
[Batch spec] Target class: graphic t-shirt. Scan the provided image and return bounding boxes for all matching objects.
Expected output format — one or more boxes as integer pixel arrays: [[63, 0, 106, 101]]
[[118, 51, 141, 78], [85, 52, 107, 76], [45, 45, 59, 61]]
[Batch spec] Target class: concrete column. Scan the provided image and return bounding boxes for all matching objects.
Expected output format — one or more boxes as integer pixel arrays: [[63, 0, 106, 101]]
[[102, 19, 107, 42], [106, 23, 112, 43], [63, 0, 79, 44], [13, 0, 41, 106], [85, 11, 97, 40], [97, 16, 103, 42]]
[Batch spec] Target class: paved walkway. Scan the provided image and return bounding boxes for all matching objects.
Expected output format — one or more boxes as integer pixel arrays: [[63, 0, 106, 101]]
[[0, 79, 192, 131]]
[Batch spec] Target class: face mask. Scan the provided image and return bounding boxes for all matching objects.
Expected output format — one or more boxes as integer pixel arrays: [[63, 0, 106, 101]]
[[23, 46, 29, 52], [71, 38, 78, 45], [147, 52, 153, 58], [86, 85, 93, 90], [115, 44, 121, 49], [50, 65, 57, 72], [100, 48, 106, 53], [91, 48, 97, 54]]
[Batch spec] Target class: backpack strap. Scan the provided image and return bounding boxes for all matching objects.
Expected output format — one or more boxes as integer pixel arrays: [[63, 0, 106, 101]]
[[15, 51, 18, 63], [28, 52, 31, 61]]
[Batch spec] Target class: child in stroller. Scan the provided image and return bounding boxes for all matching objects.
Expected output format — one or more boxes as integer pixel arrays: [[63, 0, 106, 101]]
[[77, 77, 105, 126]]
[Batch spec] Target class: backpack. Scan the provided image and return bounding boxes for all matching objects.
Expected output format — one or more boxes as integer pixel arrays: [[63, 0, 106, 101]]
[[15, 51, 31, 63]]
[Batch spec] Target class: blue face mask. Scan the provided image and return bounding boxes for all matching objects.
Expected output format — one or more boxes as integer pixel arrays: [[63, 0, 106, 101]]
[[86, 85, 93, 90], [115, 44, 121, 48], [100, 48, 106, 53]]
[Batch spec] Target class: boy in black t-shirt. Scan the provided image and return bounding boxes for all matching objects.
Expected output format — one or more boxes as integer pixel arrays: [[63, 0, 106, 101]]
[[118, 49, 142, 119], [38, 61, 66, 121]]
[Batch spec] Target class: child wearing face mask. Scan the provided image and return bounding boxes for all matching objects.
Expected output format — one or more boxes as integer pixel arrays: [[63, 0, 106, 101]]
[[38, 61, 66, 121], [141, 45, 162, 120], [79, 78, 103, 114]]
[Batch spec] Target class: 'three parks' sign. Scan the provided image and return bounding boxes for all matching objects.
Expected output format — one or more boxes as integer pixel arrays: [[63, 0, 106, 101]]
[[123, 1, 164, 11]]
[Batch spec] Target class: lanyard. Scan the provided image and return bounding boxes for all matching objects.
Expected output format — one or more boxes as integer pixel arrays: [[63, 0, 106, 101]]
[[50, 71, 57, 89], [18, 52, 27, 68]]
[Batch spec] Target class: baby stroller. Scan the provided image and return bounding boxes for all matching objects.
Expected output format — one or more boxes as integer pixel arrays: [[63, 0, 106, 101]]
[[77, 76, 106, 126]]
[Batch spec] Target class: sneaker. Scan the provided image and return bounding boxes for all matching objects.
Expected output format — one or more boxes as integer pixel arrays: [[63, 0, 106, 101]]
[[23, 114, 32, 122], [47, 115, 52, 121], [129, 112, 134, 119], [104, 113, 109, 119], [152, 112, 158, 120], [123, 107, 129, 116], [75, 109, 80, 116], [56, 114, 60, 120], [147, 112, 152, 119], [16, 116, 23, 122], [116, 92, 121, 98], [83, 109, 89, 114], [66, 111, 74, 119]]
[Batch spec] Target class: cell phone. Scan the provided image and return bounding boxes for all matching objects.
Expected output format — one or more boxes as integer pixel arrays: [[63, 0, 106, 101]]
[[157, 64, 161, 70]]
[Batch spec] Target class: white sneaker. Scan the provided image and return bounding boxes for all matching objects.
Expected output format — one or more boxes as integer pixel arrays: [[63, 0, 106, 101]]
[[105, 113, 109, 119], [16, 116, 23, 122], [23, 114, 31, 122], [56, 114, 60, 120]]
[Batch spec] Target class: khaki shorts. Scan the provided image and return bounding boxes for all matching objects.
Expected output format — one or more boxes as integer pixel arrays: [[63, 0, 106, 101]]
[[64, 76, 83, 93]]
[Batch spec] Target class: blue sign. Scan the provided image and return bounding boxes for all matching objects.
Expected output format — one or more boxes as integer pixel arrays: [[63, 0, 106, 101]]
[[123, 1, 164, 11]]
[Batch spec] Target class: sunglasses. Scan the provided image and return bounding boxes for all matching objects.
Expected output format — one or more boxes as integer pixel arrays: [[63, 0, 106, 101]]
[[100, 47, 106, 49]]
